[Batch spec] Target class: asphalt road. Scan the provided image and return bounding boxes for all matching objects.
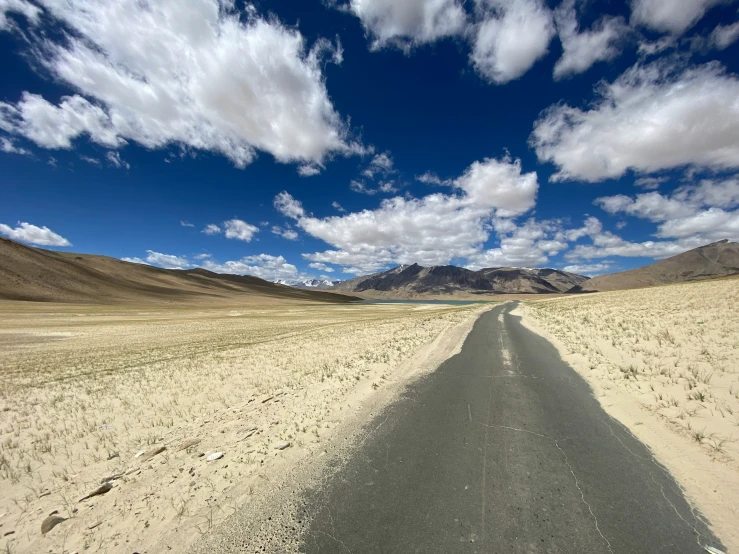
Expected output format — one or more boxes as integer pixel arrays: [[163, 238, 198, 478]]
[[299, 303, 724, 554]]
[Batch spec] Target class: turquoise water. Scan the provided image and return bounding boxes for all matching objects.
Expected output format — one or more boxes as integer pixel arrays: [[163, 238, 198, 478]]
[[360, 299, 493, 306]]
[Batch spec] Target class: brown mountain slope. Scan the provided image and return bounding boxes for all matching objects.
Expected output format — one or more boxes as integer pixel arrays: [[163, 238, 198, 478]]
[[0, 238, 357, 304], [572, 240, 739, 292], [332, 263, 588, 295]]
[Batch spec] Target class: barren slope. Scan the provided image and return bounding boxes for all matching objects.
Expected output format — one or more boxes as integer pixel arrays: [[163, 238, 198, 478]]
[[573, 240, 739, 292], [0, 238, 356, 304]]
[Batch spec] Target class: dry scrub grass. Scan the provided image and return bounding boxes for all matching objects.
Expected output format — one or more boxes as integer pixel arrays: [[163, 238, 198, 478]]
[[526, 280, 739, 463], [521, 279, 739, 549], [0, 300, 481, 553]]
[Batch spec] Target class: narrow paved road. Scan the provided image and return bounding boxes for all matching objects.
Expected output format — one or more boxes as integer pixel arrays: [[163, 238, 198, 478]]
[[300, 303, 724, 553]]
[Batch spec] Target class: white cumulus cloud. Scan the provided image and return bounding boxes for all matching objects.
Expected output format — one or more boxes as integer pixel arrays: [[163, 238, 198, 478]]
[[145, 250, 191, 269], [271, 226, 299, 241], [0, 0, 360, 168], [595, 178, 739, 243], [223, 219, 259, 242], [453, 156, 538, 216], [466, 218, 567, 269], [566, 233, 698, 260], [597, 179, 739, 218], [416, 171, 452, 186], [553, 1, 628, 79], [470, 0, 555, 84], [309, 262, 335, 273], [277, 156, 541, 273], [630, 0, 726, 35], [202, 224, 222, 235], [336, 0, 467, 50], [201, 254, 304, 281], [274, 191, 306, 220], [564, 180, 739, 261], [531, 60, 739, 182], [297, 164, 322, 177], [710, 20, 739, 49], [362, 152, 394, 178], [0, 137, 30, 155], [121, 256, 149, 265], [562, 262, 613, 276], [0, 221, 71, 246]]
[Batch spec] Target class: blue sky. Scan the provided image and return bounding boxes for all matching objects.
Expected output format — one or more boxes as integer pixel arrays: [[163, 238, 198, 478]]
[[1, 0, 739, 282]]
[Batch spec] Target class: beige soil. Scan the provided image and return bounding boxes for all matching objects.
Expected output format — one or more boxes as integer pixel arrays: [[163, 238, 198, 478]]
[[515, 279, 739, 552], [0, 300, 489, 554]]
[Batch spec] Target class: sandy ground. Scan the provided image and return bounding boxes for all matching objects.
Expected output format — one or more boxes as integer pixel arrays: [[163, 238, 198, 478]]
[[516, 279, 739, 552], [0, 300, 488, 554]]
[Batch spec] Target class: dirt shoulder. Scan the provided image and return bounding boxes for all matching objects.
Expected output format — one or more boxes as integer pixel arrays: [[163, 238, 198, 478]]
[[513, 282, 739, 552]]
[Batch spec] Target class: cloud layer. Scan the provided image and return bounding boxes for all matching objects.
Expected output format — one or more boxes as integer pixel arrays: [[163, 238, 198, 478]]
[[274, 156, 546, 273], [471, 0, 555, 84], [201, 254, 305, 281], [553, 1, 628, 79], [595, 178, 739, 242], [337, 0, 467, 50], [0, 0, 359, 168], [532, 60, 739, 182], [630, 0, 725, 35], [0, 221, 71, 246]]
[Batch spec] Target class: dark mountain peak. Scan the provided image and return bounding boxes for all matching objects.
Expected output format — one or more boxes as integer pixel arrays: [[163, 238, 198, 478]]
[[336, 262, 589, 295], [427, 265, 475, 276]]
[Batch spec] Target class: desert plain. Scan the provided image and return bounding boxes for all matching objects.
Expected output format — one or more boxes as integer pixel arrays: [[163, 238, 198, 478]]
[[2, 276, 738, 553], [0, 299, 486, 554]]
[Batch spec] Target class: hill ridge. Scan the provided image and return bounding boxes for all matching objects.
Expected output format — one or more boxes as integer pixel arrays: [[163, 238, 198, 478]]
[[571, 240, 739, 292], [0, 238, 357, 304]]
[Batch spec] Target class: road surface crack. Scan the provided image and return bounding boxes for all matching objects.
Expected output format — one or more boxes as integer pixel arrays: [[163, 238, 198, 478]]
[[555, 439, 614, 554], [321, 506, 353, 553], [650, 474, 704, 549], [602, 418, 717, 551], [476, 422, 613, 554]]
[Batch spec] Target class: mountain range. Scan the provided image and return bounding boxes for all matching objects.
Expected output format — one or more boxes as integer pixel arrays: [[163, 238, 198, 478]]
[[301, 240, 739, 296], [0, 237, 356, 304], [2, 238, 737, 305], [332, 264, 588, 295], [274, 278, 341, 288]]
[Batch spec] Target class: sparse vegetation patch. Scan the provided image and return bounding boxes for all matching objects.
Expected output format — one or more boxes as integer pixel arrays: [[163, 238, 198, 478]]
[[0, 300, 482, 553]]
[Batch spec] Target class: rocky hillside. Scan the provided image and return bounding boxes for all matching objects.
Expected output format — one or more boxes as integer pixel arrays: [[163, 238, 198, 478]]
[[332, 263, 587, 295]]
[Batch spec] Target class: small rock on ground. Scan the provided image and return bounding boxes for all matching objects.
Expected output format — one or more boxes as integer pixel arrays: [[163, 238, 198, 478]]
[[79, 482, 113, 502], [41, 515, 67, 535]]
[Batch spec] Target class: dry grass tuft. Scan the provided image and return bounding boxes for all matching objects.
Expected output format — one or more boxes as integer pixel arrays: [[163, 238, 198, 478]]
[[524, 279, 739, 463]]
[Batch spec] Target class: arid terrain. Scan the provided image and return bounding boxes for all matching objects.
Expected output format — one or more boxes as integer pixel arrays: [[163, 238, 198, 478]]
[[573, 239, 739, 292], [0, 300, 486, 554], [0, 238, 356, 305], [519, 278, 739, 550]]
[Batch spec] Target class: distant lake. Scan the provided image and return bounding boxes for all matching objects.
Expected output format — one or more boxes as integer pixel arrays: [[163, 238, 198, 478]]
[[360, 299, 493, 306]]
